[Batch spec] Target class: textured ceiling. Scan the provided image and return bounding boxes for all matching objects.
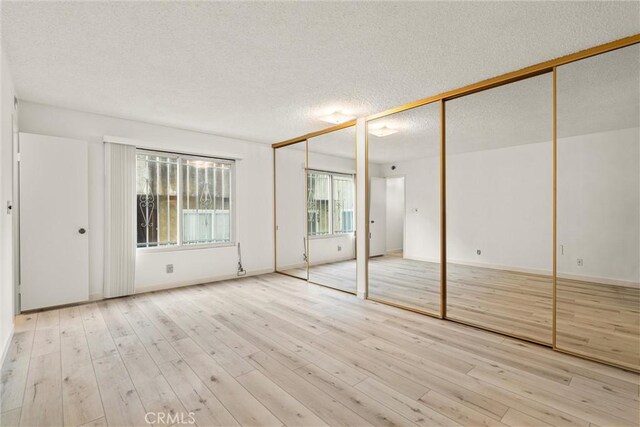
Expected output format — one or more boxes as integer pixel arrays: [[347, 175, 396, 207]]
[[321, 44, 639, 164], [308, 126, 357, 161], [1, 1, 639, 145]]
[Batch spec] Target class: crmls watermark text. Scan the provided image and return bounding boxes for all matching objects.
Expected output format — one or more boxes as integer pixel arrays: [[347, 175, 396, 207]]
[[145, 412, 196, 425]]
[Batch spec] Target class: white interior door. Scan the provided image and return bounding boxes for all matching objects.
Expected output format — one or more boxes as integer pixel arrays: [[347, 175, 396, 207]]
[[19, 133, 89, 311], [369, 177, 387, 257]]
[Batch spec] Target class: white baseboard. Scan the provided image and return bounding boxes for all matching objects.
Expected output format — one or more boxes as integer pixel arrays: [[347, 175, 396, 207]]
[[309, 255, 356, 267], [133, 268, 274, 294], [556, 272, 639, 289], [1, 323, 15, 367], [403, 254, 640, 289], [89, 292, 104, 301], [278, 256, 356, 270], [401, 254, 441, 264], [276, 262, 307, 271], [446, 258, 552, 277]]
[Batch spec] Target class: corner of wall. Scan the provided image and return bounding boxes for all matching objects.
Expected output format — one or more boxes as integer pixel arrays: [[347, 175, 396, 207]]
[[0, 46, 17, 362], [355, 118, 368, 298], [0, 322, 14, 367]]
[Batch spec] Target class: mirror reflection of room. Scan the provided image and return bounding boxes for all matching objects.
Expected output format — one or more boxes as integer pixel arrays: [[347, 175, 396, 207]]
[[446, 73, 553, 343], [307, 126, 357, 293], [275, 140, 308, 280], [556, 44, 640, 370], [367, 103, 441, 314]]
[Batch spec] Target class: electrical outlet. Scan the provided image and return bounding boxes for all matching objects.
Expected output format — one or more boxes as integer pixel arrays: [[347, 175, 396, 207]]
[[166, 264, 174, 273], [577, 258, 583, 267], [477, 249, 481, 255], [337, 245, 342, 252]]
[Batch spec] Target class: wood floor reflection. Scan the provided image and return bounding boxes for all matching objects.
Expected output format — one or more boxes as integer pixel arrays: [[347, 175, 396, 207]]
[[300, 255, 639, 370], [557, 277, 640, 370]]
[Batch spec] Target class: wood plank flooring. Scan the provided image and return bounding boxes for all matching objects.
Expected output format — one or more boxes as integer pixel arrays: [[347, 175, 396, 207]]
[[305, 254, 639, 370], [1, 273, 638, 426], [556, 277, 640, 370]]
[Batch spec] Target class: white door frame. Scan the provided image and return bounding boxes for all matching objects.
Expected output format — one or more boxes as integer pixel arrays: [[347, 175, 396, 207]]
[[385, 175, 406, 255], [11, 102, 20, 314]]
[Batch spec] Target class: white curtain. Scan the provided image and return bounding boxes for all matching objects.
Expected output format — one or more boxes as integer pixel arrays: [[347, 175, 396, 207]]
[[104, 142, 136, 298]]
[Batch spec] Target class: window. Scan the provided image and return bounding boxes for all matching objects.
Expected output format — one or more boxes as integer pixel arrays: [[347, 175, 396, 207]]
[[307, 170, 355, 237], [307, 172, 330, 236], [136, 153, 178, 247], [332, 175, 355, 234], [136, 150, 234, 248], [182, 158, 232, 245]]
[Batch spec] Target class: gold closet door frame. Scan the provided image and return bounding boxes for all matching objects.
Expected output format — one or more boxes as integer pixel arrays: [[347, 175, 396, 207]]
[[273, 33, 640, 372], [364, 100, 444, 319], [443, 70, 555, 347], [274, 124, 359, 295], [361, 36, 640, 372], [552, 50, 639, 372]]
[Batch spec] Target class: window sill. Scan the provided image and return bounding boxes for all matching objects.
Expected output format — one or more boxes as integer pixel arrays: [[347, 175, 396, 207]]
[[136, 242, 236, 253], [309, 233, 355, 240]]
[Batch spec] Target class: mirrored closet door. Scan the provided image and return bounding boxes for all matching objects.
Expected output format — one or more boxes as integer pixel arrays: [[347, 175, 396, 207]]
[[446, 74, 554, 343], [367, 103, 442, 315], [307, 126, 357, 293], [275, 140, 309, 280], [556, 44, 640, 370]]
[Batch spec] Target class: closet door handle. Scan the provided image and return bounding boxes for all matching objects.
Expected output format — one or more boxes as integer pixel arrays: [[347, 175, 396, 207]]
[[78, 228, 87, 234]]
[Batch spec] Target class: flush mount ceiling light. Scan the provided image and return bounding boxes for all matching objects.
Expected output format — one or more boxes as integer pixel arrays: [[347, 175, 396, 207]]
[[369, 126, 399, 137], [319, 111, 355, 124]]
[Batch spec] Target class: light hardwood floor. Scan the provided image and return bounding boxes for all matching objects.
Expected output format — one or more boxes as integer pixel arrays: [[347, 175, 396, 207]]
[[1, 273, 638, 426], [306, 255, 639, 370], [556, 277, 640, 370], [279, 261, 358, 293]]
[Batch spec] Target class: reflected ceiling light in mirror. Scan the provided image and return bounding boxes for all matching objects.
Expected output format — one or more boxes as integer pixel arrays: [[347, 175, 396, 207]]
[[319, 111, 355, 124], [369, 126, 399, 137]]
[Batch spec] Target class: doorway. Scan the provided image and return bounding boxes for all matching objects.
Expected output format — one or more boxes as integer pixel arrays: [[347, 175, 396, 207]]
[[385, 176, 405, 257]]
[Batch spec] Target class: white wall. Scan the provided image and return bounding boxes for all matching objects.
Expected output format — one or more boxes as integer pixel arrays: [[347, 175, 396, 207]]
[[385, 177, 404, 252], [0, 49, 16, 360], [275, 145, 306, 270], [381, 127, 639, 285], [309, 234, 355, 265], [446, 139, 553, 273], [18, 101, 274, 297], [382, 155, 440, 264], [557, 127, 639, 284]]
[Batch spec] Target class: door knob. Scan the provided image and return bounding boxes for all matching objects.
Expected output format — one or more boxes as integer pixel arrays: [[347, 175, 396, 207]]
[[79, 228, 86, 234]]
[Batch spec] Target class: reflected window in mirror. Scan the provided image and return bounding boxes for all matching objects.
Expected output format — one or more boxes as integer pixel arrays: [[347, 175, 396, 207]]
[[307, 126, 357, 294]]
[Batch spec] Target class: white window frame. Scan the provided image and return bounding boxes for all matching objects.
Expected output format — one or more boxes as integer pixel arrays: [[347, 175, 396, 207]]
[[307, 169, 355, 239], [136, 149, 236, 252]]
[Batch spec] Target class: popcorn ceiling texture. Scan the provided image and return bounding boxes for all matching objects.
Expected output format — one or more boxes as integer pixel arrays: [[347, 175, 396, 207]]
[[1, 1, 638, 147]]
